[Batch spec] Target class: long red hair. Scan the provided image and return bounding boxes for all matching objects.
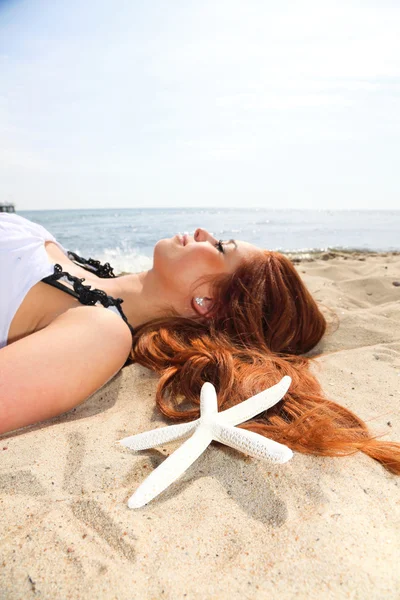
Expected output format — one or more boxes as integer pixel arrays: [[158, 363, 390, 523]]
[[131, 251, 400, 475]]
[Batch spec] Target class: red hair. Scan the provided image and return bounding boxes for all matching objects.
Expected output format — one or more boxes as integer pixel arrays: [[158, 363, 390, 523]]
[[131, 251, 400, 475]]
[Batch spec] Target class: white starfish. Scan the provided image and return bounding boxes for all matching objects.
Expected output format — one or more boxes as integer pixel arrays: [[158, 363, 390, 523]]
[[119, 375, 293, 508]]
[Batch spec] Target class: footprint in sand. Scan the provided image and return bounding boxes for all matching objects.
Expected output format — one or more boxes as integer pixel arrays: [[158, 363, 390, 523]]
[[0, 431, 137, 564], [373, 346, 400, 367]]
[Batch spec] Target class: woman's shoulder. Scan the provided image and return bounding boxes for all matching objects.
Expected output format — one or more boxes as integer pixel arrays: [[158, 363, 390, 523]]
[[0, 305, 132, 434]]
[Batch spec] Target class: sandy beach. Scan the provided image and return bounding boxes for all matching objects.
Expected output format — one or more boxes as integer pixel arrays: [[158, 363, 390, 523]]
[[1, 251, 399, 600]]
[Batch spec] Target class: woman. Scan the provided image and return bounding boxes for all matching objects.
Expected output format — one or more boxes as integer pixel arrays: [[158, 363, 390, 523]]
[[1, 213, 399, 476]]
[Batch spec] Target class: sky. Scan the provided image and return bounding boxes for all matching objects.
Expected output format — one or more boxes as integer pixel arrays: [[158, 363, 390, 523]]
[[1, 0, 399, 211]]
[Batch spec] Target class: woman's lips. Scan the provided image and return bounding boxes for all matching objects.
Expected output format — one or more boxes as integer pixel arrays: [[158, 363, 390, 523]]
[[176, 233, 188, 246]]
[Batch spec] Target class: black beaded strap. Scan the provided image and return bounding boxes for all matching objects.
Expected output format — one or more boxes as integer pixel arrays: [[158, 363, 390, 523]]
[[42, 264, 134, 335], [67, 250, 116, 278]]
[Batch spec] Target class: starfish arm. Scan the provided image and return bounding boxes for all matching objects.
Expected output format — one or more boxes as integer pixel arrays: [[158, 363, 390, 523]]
[[127, 427, 212, 508], [212, 423, 293, 463], [218, 376, 292, 426], [200, 382, 218, 415], [119, 421, 198, 451]]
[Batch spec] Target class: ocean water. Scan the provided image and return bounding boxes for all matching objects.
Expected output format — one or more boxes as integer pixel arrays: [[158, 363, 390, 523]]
[[19, 208, 400, 274]]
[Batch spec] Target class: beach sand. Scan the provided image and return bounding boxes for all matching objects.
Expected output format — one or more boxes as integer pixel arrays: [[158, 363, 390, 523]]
[[1, 252, 399, 599]]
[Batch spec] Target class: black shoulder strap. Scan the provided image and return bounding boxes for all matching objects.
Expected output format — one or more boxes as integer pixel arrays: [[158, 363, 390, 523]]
[[67, 251, 116, 278], [42, 264, 134, 336]]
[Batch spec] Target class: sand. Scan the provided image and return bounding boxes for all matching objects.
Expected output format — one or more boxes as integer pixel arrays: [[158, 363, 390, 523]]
[[1, 252, 399, 600]]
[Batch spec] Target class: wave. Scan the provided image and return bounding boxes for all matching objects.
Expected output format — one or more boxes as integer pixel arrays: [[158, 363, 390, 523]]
[[88, 248, 153, 274]]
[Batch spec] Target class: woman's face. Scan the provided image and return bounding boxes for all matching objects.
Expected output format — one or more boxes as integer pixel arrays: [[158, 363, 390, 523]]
[[153, 227, 263, 314]]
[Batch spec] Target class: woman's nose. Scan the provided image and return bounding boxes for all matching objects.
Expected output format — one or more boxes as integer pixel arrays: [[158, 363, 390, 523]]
[[194, 228, 205, 241], [194, 228, 216, 243]]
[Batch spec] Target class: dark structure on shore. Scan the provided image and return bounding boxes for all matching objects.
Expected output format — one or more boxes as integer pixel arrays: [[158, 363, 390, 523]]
[[0, 202, 15, 213]]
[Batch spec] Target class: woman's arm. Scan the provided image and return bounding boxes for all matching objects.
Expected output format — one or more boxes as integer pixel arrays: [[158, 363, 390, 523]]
[[0, 306, 132, 435]]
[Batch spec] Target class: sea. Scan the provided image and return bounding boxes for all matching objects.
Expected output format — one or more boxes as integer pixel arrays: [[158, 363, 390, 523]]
[[18, 208, 400, 274]]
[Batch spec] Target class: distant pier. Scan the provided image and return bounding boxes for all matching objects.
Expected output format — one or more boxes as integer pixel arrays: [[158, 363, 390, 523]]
[[0, 202, 15, 213]]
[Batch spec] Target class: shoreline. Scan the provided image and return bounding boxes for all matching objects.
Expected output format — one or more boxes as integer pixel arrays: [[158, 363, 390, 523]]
[[286, 248, 400, 262]]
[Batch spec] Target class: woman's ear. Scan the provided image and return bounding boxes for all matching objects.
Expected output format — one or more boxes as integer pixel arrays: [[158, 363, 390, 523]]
[[192, 296, 213, 316]]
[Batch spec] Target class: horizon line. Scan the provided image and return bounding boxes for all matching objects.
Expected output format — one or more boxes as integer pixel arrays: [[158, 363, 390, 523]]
[[16, 206, 400, 213]]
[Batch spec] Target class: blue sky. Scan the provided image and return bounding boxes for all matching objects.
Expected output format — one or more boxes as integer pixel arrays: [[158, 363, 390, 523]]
[[1, 0, 399, 210]]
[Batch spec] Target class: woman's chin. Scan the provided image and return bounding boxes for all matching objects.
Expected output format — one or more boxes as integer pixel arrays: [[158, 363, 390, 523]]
[[153, 238, 178, 269], [155, 236, 182, 256]]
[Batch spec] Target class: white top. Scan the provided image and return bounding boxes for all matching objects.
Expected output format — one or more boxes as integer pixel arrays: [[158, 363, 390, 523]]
[[0, 213, 68, 349]]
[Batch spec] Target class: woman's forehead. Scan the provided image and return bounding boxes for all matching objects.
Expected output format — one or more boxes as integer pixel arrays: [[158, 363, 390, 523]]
[[235, 239, 262, 257], [226, 239, 263, 270]]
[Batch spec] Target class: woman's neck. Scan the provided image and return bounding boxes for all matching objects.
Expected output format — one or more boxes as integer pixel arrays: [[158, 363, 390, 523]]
[[103, 270, 169, 329]]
